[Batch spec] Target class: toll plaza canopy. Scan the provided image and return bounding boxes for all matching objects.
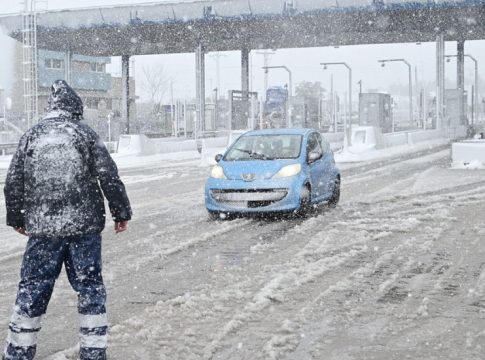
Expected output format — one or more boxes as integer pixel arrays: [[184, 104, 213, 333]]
[[1, 0, 485, 57]]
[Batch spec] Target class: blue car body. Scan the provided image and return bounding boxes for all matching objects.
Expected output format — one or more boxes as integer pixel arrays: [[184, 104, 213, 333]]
[[205, 128, 340, 215]]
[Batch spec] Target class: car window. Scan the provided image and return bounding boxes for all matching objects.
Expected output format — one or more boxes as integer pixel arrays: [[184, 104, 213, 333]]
[[224, 134, 303, 161], [306, 133, 323, 155], [318, 134, 330, 154]]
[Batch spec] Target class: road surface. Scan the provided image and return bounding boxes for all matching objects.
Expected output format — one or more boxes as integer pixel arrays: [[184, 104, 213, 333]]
[[0, 144, 484, 359]]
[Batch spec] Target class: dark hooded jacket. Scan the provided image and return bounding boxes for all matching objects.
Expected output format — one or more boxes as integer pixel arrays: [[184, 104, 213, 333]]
[[4, 80, 132, 236]]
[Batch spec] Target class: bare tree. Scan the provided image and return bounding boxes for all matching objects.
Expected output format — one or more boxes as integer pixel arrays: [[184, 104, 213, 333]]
[[140, 64, 171, 113]]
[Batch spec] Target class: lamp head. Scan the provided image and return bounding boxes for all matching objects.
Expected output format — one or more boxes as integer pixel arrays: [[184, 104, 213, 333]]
[[323, 65, 327, 70], [380, 62, 385, 67]]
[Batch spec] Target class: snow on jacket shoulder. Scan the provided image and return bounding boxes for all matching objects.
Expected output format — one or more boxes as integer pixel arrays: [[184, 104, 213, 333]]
[[4, 112, 132, 236]]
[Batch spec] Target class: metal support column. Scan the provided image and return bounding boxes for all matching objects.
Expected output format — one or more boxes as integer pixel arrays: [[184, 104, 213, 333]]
[[64, 49, 72, 84], [468, 55, 478, 124], [22, 2, 38, 126], [241, 48, 250, 94], [195, 42, 206, 136], [241, 48, 250, 129], [457, 39, 466, 125], [121, 54, 130, 134], [348, 68, 352, 147], [473, 57, 478, 123], [436, 33, 445, 129]]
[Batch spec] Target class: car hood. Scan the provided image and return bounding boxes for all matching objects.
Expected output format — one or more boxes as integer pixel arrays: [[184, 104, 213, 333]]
[[220, 159, 298, 180]]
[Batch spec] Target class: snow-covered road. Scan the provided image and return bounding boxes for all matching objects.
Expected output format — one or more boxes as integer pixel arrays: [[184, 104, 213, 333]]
[[1, 144, 485, 359]]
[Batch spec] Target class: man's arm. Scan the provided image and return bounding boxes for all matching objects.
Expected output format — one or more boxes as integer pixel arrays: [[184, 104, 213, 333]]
[[90, 135, 132, 226], [4, 135, 28, 231]]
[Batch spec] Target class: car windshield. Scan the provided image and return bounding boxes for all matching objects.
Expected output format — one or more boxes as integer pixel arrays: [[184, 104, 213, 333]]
[[224, 134, 302, 161]]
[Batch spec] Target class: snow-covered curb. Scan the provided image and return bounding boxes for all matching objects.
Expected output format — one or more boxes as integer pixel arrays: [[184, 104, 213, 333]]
[[335, 138, 449, 163]]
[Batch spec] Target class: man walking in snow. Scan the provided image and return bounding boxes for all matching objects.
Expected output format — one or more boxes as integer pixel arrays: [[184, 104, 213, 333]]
[[3, 80, 132, 360]]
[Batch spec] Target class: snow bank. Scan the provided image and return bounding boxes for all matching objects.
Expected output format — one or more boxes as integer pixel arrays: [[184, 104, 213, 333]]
[[336, 138, 449, 163], [451, 140, 485, 169], [112, 151, 200, 170]]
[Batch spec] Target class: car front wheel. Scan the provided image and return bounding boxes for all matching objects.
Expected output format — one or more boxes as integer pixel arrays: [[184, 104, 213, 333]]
[[327, 176, 340, 208], [295, 184, 311, 217], [208, 211, 221, 221]]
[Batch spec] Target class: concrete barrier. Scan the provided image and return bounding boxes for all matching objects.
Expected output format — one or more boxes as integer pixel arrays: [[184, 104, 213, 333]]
[[198, 136, 229, 166], [121, 126, 463, 158], [349, 126, 384, 152], [117, 134, 157, 155], [201, 136, 229, 150], [321, 132, 343, 151], [382, 127, 465, 148], [152, 138, 197, 153], [321, 132, 344, 143], [383, 132, 408, 147]]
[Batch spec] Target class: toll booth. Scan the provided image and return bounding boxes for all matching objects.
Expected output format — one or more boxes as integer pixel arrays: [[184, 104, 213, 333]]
[[444, 89, 467, 127], [228, 90, 258, 130], [358, 93, 393, 133]]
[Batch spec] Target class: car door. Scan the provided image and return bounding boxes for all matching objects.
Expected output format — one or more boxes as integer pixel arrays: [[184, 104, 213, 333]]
[[306, 132, 326, 201], [318, 134, 336, 198]]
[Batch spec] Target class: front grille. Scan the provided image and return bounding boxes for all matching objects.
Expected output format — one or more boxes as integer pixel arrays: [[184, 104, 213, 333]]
[[247, 200, 273, 208], [210, 188, 288, 208]]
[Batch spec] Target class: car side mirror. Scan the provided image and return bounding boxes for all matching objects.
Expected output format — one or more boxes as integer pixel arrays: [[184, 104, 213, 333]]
[[214, 154, 223, 162], [307, 151, 322, 163]]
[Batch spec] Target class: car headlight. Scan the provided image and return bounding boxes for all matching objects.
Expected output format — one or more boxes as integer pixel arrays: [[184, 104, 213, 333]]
[[210, 165, 227, 179], [273, 164, 301, 178]]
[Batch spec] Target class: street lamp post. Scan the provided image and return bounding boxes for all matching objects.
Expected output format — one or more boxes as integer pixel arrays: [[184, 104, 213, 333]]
[[378, 59, 413, 128], [321, 62, 352, 148], [107, 113, 112, 153], [262, 65, 293, 127], [445, 54, 478, 125]]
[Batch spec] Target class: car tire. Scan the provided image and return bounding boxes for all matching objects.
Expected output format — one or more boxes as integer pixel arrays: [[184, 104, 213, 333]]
[[208, 211, 220, 221], [295, 184, 311, 217], [327, 176, 340, 208]]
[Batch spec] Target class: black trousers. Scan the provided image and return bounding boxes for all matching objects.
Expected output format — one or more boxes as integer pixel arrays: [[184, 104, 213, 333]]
[[4, 233, 107, 360]]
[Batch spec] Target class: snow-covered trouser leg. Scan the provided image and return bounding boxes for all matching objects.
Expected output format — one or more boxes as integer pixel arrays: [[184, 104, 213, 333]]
[[3, 313, 41, 360], [64, 234, 107, 360], [4, 236, 65, 360]]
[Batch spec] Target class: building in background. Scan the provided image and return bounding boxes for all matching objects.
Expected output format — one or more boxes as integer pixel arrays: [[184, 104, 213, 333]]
[[359, 93, 393, 133], [9, 45, 136, 142]]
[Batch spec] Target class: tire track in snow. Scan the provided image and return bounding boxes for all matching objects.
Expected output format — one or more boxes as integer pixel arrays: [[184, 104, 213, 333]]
[[262, 180, 485, 359]]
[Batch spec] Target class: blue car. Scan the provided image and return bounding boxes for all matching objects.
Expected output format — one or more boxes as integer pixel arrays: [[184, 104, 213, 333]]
[[205, 128, 340, 219]]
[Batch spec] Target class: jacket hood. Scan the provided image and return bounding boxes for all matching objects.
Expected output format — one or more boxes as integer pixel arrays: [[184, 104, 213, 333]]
[[46, 80, 84, 120]]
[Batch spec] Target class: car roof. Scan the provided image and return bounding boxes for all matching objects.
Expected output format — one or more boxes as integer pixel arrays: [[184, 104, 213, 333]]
[[243, 128, 315, 136]]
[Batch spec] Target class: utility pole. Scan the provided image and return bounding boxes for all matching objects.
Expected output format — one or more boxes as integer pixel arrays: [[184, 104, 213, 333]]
[[256, 51, 275, 100], [322, 62, 353, 148], [170, 80, 176, 137], [209, 52, 227, 96], [378, 59, 413, 128]]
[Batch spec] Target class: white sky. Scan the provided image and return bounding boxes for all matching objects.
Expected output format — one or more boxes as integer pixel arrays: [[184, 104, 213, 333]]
[[1, 0, 484, 103]]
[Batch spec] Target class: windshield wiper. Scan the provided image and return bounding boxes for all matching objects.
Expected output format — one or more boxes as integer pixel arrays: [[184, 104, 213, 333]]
[[233, 147, 253, 155], [249, 151, 274, 160], [233, 148, 274, 160]]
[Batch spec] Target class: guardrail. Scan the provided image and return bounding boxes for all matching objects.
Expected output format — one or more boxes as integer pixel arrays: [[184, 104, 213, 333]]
[[0, 143, 18, 156]]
